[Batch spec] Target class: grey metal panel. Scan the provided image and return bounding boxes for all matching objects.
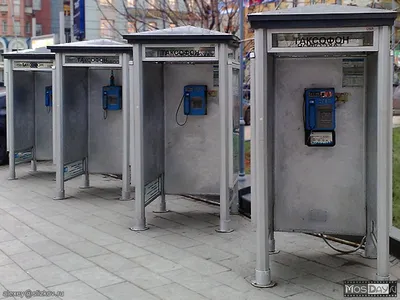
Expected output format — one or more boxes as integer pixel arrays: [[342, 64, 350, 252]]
[[164, 64, 220, 195], [88, 69, 123, 174], [13, 71, 34, 151], [248, 4, 397, 29], [63, 67, 88, 164], [48, 39, 132, 53], [34, 72, 53, 160], [142, 63, 164, 184], [273, 57, 366, 235], [123, 25, 240, 47]]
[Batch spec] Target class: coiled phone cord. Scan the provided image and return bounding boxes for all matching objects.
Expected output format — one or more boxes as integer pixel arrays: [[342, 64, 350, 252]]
[[175, 95, 188, 126]]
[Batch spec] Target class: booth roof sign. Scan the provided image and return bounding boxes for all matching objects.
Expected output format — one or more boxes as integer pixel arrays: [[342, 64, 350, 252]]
[[272, 31, 374, 48], [145, 47, 216, 58], [64, 55, 120, 65], [13, 61, 53, 69]]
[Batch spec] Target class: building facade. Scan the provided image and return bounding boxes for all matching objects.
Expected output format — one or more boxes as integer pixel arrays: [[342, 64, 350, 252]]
[[0, 0, 52, 83], [34, 0, 52, 36]]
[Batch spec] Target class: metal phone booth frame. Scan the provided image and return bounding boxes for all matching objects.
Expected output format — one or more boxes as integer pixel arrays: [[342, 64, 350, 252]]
[[47, 40, 132, 201], [248, 5, 397, 287], [3, 48, 55, 180], [123, 26, 241, 232]]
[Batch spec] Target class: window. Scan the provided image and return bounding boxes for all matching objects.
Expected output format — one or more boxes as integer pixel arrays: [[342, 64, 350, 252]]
[[100, 19, 114, 38], [168, 0, 176, 9], [2, 21, 7, 34], [25, 22, 30, 34], [14, 0, 20, 16], [126, 0, 135, 7], [99, 0, 111, 6], [33, 0, 41, 10], [36, 24, 42, 36], [148, 22, 157, 31], [14, 21, 20, 35], [127, 21, 135, 33]]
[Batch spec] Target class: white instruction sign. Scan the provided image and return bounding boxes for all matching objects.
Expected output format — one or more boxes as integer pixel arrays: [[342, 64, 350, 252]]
[[342, 58, 364, 87], [14, 148, 33, 165], [64, 160, 84, 181]]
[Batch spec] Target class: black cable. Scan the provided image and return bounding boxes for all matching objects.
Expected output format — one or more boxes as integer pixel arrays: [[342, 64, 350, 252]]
[[175, 95, 188, 126], [320, 234, 366, 254]]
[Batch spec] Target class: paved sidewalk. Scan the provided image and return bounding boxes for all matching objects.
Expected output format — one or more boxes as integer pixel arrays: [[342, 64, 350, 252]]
[[0, 162, 399, 300]]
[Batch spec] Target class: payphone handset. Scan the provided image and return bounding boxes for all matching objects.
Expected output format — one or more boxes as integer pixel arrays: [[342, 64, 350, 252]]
[[102, 71, 122, 119], [45, 86, 52, 113], [176, 85, 208, 126], [303, 88, 336, 147]]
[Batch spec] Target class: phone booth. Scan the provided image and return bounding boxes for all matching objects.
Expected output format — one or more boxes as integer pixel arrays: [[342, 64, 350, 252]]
[[123, 26, 241, 233], [3, 48, 55, 180], [248, 5, 396, 287], [47, 40, 132, 201]]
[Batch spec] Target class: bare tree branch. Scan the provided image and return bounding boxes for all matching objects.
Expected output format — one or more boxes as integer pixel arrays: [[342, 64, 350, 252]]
[[94, 0, 239, 35]]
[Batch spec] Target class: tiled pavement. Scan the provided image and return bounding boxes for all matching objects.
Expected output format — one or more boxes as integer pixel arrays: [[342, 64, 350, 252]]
[[0, 162, 399, 300]]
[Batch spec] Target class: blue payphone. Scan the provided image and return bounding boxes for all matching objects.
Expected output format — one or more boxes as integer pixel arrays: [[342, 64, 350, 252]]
[[175, 85, 207, 126], [303, 88, 336, 147], [45, 86, 52, 111], [102, 71, 122, 119]]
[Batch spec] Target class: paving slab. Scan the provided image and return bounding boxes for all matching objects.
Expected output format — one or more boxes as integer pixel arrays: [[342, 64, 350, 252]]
[[0, 163, 398, 300]]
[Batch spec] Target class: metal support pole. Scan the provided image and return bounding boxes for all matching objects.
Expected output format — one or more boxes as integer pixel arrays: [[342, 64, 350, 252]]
[[59, 11, 66, 44], [70, 0, 75, 42], [250, 53, 256, 226], [54, 54, 65, 200], [162, 0, 166, 29], [52, 65, 57, 164], [252, 29, 275, 288], [80, 157, 90, 189], [7, 59, 16, 180], [376, 25, 390, 281], [130, 45, 148, 231], [154, 174, 168, 213], [31, 148, 37, 172], [238, 0, 246, 181], [216, 43, 233, 233], [120, 53, 130, 201], [32, 17, 36, 37], [129, 61, 135, 191], [31, 72, 37, 173]]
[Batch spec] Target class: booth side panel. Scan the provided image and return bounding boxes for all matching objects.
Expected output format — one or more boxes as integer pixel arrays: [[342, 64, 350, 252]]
[[34, 72, 53, 161], [14, 72, 35, 152], [142, 63, 164, 185], [63, 68, 88, 164], [274, 57, 366, 235], [88, 69, 123, 175], [366, 54, 378, 237], [164, 64, 220, 195]]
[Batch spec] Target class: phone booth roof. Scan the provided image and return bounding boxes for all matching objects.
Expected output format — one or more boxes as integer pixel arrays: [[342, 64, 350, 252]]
[[3, 47, 54, 60], [123, 25, 240, 48], [248, 4, 397, 29], [47, 39, 132, 53]]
